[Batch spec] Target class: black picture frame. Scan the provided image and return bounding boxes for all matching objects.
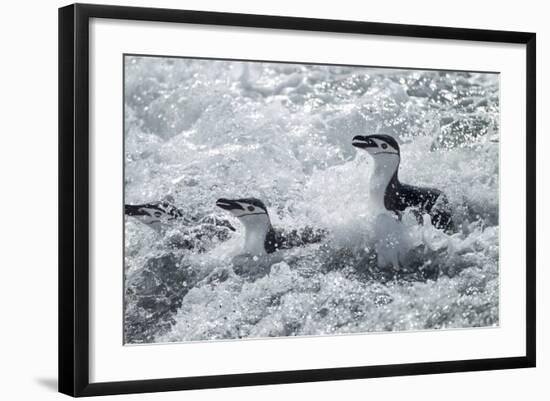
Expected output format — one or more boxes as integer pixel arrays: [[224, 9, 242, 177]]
[[59, 3, 536, 397]]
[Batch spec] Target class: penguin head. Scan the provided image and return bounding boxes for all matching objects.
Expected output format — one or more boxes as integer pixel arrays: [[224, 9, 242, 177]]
[[216, 198, 272, 255], [352, 134, 400, 158], [216, 197, 272, 237], [216, 198, 269, 220]]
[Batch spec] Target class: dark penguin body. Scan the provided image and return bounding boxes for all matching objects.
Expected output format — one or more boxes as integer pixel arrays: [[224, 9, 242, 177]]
[[352, 134, 454, 231], [264, 226, 326, 254], [384, 171, 453, 230], [216, 198, 325, 255]]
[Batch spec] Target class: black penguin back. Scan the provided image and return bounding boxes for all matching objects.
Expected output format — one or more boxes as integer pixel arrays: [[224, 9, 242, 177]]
[[264, 226, 326, 254], [384, 173, 454, 231]]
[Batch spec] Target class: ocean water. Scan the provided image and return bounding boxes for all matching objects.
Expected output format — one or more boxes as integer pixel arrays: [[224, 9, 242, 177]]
[[124, 56, 499, 344]]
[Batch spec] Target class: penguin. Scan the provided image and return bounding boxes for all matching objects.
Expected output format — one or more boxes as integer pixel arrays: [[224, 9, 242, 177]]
[[124, 196, 184, 233], [215, 197, 325, 256], [125, 196, 236, 250], [352, 134, 454, 231]]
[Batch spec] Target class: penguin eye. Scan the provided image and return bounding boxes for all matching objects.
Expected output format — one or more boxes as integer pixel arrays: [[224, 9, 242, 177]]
[[247, 206, 255, 212], [381, 143, 388, 149]]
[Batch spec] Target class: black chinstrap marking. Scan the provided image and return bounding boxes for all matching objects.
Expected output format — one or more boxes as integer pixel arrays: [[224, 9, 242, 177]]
[[238, 212, 268, 217]]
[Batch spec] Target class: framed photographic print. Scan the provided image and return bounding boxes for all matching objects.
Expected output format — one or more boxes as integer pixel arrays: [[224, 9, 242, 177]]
[[58, 3, 536, 397]]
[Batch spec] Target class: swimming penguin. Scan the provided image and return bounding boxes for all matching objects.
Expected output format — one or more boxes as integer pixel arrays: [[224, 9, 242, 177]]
[[125, 196, 236, 250], [124, 196, 184, 233], [215, 197, 325, 256], [352, 134, 454, 231]]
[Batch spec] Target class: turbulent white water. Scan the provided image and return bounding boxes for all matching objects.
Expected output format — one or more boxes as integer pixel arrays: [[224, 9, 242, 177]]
[[124, 56, 499, 344]]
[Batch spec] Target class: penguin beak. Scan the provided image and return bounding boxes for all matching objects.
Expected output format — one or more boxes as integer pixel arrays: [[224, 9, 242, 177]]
[[352, 135, 377, 149], [125, 204, 147, 216], [216, 198, 244, 211]]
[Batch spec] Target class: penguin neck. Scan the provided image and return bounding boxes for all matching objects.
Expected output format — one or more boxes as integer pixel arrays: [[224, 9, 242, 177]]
[[241, 214, 272, 256], [369, 154, 400, 212]]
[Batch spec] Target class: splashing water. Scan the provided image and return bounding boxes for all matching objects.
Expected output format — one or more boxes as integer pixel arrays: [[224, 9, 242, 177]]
[[124, 56, 499, 344]]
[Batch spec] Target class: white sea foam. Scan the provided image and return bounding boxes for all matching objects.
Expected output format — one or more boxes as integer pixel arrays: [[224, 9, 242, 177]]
[[123, 57, 499, 343]]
